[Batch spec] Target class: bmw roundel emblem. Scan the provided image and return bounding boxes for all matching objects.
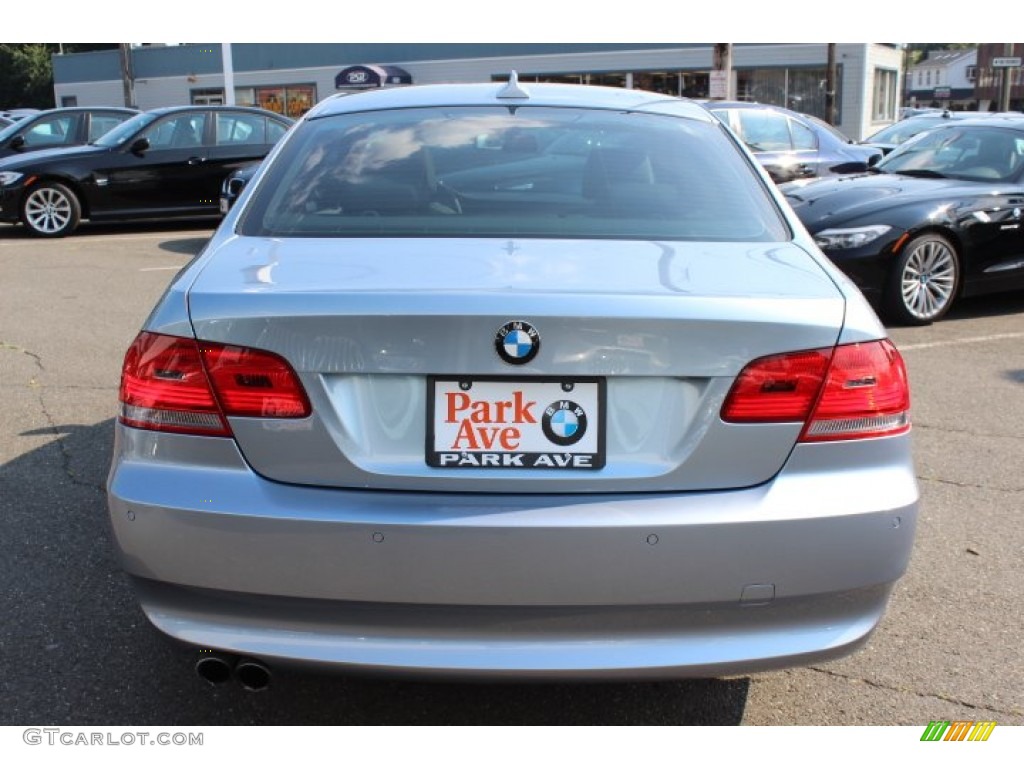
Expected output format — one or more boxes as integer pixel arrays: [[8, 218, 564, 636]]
[[542, 400, 588, 446], [495, 321, 540, 365]]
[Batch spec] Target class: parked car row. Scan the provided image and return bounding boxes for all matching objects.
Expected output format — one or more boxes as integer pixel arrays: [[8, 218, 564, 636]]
[[6, 97, 1024, 330], [0, 105, 292, 237], [783, 116, 1024, 324]]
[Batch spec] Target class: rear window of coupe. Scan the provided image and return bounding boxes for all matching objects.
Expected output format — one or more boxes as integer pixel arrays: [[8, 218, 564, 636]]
[[239, 106, 789, 241]]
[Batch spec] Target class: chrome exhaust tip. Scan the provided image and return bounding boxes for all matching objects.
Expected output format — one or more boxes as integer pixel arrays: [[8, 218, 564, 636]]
[[234, 658, 271, 692], [195, 654, 233, 686]]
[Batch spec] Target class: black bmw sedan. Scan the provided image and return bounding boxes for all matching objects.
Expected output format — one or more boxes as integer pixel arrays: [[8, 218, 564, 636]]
[[0, 105, 292, 237], [783, 117, 1024, 324]]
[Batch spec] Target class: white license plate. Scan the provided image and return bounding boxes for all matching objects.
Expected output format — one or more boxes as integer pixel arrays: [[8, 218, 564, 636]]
[[427, 377, 605, 470]]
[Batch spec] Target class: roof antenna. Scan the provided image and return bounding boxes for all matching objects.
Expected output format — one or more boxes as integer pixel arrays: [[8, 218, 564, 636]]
[[497, 70, 530, 100]]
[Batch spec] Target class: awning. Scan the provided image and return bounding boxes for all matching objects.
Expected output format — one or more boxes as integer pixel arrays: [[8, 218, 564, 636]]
[[335, 64, 413, 90]]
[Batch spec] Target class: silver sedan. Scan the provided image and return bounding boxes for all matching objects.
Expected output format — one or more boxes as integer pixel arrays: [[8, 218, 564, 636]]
[[108, 78, 918, 686]]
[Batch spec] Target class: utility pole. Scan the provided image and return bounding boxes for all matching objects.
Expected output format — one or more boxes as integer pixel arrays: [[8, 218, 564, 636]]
[[712, 44, 733, 100], [825, 43, 837, 125], [222, 43, 236, 105], [999, 43, 1015, 112], [118, 43, 135, 109]]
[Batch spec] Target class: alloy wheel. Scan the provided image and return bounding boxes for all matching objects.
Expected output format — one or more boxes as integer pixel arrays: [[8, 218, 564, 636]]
[[899, 237, 958, 322], [23, 184, 78, 236]]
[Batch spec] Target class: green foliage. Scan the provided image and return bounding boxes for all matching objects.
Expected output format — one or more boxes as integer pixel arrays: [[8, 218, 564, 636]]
[[0, 44, 118, 108], [905, 43, 975, 65]]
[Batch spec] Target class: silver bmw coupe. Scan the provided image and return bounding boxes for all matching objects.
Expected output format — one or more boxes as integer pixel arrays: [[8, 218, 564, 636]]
[[108, 78, 918, 684]]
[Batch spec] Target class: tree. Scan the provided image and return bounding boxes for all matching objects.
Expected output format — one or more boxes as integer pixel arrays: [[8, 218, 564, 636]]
[[0, 44, 118, 108], [905, 43, 974, 66]]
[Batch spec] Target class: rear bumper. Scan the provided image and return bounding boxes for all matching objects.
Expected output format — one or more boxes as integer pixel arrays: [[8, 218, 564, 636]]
[[131, 577, 895, 680], [108, 425, 919, 679]]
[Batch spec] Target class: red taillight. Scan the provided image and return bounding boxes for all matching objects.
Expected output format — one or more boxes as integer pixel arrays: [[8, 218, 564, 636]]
[[119, 332, 310, 436], [721, 348, 833, 423], [199, 343, 311, 418], [802, 339, 910, 442], [722, 340, 910, 442]]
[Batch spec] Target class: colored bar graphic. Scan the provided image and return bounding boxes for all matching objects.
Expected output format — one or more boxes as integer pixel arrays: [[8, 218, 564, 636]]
[[944, 721, 973, 741], [920, 720, 996, 742], [968, 722, 997, 742]]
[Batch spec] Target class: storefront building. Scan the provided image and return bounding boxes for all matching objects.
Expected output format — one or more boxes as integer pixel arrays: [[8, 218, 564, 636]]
[[52, 43, 903, 141]]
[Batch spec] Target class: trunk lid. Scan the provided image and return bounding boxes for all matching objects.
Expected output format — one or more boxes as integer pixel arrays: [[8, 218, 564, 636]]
[[184, 236, 846, 493]]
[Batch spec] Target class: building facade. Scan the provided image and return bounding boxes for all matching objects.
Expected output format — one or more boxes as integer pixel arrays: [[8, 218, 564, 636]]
[[905, 48, 978, 110], [974, 43, 1024, 111], [52, 43, 904, 141]]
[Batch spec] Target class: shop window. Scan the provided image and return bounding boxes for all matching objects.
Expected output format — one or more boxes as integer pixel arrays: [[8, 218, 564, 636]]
[[253, 85, 315, 117], [735, 67, 838, 122], [191, 88, 225, 106], [873, 69, 898, 121]]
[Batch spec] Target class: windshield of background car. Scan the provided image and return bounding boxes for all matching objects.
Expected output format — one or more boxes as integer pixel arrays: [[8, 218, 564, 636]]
[[239, 106, 789, 241], [877, 125, 1024, 182], [864, 116, 947, 146], [91, 112, 159, 147]]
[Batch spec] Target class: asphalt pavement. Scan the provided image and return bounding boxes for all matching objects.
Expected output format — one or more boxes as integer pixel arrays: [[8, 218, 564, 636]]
[[0, 221, 1021, 725]]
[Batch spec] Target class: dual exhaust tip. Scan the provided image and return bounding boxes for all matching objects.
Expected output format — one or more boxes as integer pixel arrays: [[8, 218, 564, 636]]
[[195, 654, 270, 692]]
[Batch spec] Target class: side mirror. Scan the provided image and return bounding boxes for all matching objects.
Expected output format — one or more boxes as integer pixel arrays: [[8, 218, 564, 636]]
[[868, 154, 882, 168], [9, 135, 25, 150], [129, 137, 150, 155]]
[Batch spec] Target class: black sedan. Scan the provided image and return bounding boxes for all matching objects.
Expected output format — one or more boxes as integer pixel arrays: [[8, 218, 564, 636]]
[[783, 117, 1024, 324], [0, 105, 292, 237], [703, 101, 881, 183], [0, 106, 138, 160], [219, 162, 260, 213], [860, 110, 1014, 156]]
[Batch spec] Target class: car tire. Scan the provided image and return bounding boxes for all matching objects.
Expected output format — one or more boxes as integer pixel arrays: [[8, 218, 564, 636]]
[[883, 233, 960, 326], [21, 181, 82, 238]]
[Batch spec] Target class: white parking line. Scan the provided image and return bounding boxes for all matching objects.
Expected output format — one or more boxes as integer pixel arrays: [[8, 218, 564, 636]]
[[898, 332, 1024, 351], [139, 266, 184, 272], [90, 232, 211, 243]]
